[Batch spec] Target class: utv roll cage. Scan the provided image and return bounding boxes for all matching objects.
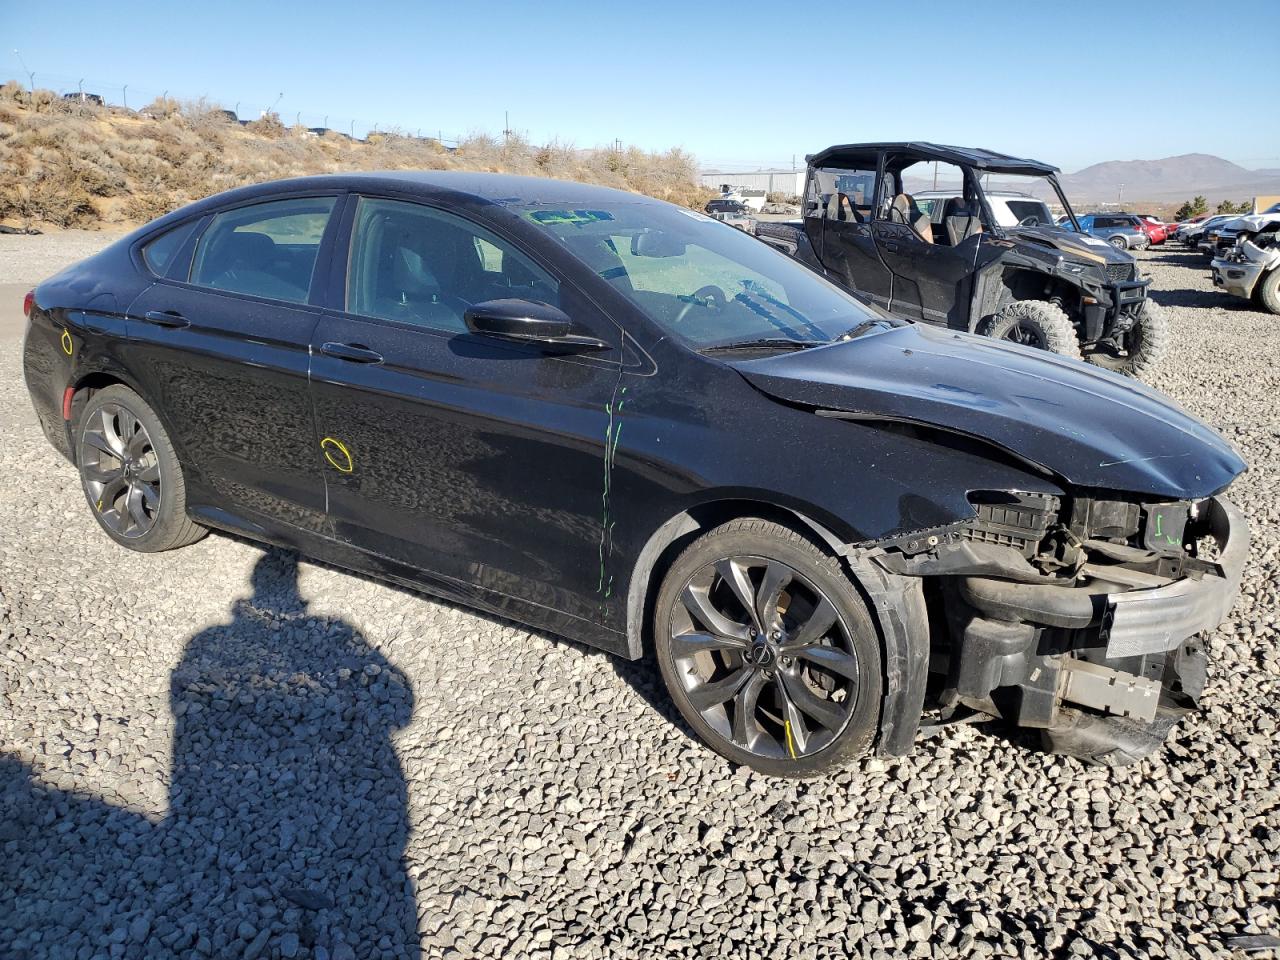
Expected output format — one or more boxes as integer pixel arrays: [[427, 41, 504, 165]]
[[806, 142, 1082, 234]]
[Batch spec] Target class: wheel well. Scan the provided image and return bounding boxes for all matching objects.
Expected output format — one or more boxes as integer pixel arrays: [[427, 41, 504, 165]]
[[67, 374, 127, 447], [623, 498, 849, 660], [976, 268, 1083, 328]]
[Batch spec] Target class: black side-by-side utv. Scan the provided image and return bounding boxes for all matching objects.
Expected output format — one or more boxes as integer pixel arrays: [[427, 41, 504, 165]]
[[756, 142, 1168, 377]]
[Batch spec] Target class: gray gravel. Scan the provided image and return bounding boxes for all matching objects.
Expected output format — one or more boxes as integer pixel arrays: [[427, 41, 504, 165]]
[[1, 241, 1278, 959]]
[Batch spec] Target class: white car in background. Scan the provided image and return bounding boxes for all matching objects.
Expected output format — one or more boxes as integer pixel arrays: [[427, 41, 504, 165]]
[[914, 190, 1057, 228]]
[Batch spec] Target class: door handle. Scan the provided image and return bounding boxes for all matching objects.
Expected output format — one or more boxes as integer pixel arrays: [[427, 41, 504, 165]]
[[321, 341, 384, 364], [142, 310, 190, 328]]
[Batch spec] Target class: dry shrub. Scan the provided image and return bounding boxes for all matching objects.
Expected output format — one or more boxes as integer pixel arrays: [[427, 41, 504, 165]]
[[0, 96, 712, 230]]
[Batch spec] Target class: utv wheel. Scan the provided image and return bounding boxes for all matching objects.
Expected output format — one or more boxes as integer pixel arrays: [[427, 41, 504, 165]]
[[76, 385, 206, 552], [983, 300, 1082, 359], [654, 518, 882, 777], [1257, 268, 1280, 315], [1084, 299, 1169, 378], [1108, 235, 1128, 250]]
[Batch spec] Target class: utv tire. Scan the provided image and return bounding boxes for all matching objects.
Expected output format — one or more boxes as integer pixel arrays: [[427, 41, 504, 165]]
[[654, 518, 883, 778], [1042, 705, 1181, 767], [983, 300, 1082, 359], [1257, 268, 1280, 315], [76, 384, 207, 552], [1084, 299, 1170, 378]]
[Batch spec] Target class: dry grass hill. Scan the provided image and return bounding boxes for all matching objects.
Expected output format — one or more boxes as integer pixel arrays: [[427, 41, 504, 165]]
[[0, 83, 712, 232]]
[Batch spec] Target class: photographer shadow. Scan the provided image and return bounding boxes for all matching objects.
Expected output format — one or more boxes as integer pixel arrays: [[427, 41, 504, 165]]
[[1, 549, 420, 960]]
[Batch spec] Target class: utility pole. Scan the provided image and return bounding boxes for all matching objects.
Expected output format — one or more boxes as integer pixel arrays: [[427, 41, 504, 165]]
[[122, 84, 127, 109], [503, 110, 509, 142], [350, 120, 355, 138], [267, 92, 283, 118], [77, 77, 84, 101], [1118, 183, 1125, 207], [933, 161, 939, 190], [12, 49, 34, 93]]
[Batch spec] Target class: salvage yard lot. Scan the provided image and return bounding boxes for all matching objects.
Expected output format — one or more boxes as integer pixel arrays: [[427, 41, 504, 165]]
[[1, 237, 1277, 958]]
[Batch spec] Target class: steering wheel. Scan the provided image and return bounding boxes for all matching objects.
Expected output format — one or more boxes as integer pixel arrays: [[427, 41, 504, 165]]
[[673, 285, 728, 325], [1018, 215, 1042, 227]]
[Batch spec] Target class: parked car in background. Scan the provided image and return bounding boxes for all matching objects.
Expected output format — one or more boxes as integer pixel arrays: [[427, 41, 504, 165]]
[[1131, 215, 1167, 245], [914, 189, 1056, 227], [1212, 223, 1280, 313], [1066, 213, 1150, 251], [1211, 205, 1280, 252], [704, 197, 757, 233], [22, 171, 1248, 775], [1171, 214, 1213, 243], [1179, 214, 1236, 248]]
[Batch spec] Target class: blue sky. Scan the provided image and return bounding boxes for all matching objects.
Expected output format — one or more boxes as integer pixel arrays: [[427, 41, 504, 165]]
[[3, 0, 1277, 173]]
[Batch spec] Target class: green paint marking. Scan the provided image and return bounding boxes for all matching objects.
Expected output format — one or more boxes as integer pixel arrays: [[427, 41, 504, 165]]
[[1155, 514, 1164, 537]]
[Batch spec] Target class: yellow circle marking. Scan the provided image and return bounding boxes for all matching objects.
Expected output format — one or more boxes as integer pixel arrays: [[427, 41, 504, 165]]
[[321, 437, 354, 473], [60, 329, 73, 356]]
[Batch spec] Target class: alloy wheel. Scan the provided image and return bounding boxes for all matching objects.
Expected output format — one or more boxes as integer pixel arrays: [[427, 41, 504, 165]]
[[1002, 320, 1049, 349], [80, 402, 161, 538], [667, 556, 860, 760]]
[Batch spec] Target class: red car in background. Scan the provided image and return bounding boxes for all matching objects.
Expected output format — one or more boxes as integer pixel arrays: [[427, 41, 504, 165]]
[[1134, 215, 1168, 245]]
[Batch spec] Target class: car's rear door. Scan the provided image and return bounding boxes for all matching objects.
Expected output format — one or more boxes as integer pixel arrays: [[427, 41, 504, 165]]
[[307, 193, 623, 627], [123, 194, 341, 534]]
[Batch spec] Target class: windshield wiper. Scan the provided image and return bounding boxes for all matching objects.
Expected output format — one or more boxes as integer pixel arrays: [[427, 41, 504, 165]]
[[699, 337, 827, 354], [835, 319, 891, 341]]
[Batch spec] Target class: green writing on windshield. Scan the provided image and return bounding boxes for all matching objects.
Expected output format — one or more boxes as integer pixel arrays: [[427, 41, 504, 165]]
[[526, 209, 615, 227]]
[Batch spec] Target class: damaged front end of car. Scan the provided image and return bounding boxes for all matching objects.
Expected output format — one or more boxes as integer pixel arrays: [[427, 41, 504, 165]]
[[865, 489, 1247, 763]]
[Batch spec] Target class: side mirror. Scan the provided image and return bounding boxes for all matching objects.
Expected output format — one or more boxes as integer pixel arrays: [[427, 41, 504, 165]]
[[464, 299, 609, 352]]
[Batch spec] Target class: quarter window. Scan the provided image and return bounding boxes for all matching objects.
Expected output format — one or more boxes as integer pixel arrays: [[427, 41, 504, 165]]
[[346, 197, 559, 333], [189, 197, 336, 304], [141, 219, 201, 277]]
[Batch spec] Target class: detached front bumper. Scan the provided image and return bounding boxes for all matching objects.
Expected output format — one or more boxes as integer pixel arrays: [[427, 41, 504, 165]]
[[945, 497, 1248, 729], [1212, 257, 1266, 299]]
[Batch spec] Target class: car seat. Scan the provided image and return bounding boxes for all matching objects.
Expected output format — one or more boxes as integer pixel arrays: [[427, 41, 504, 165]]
[[889, 194, 933, 244], [942, 198, 983, 246]]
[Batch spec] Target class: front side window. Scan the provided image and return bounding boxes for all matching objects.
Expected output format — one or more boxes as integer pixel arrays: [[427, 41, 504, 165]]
[[522, 202, 881, 349], [346, 197, 560, 332], [189, 197, 335, 303], [806, 166, 877, 223]]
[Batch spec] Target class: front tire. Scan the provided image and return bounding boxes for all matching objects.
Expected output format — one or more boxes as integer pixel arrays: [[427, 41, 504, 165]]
[[982, 300, 1082, 359], [1108, 235, 1128, 250], [76, 385, 206, 552], [1084, 299, 1169, 378], [1256, 268, 1280, 315], [654, 518, 883, 777]]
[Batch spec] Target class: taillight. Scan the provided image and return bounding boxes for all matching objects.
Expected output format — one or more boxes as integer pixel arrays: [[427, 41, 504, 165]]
[[23, 289, 34, 317]]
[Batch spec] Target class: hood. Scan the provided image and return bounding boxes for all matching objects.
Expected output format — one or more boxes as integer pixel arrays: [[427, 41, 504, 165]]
[[729, 324, 1245, 500], [1230, 212, 1280, 231], [1005, 226, 1133, 265]]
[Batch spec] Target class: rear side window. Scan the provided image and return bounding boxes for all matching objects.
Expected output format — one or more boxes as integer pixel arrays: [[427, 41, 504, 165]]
[[807, 166, 877, 223], [189, 197, 336, 303], [141, 219, 200, 277]]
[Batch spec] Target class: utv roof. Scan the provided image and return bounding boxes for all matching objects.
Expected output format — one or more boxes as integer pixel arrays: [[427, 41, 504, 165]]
[[808, 143, 1059, 176]]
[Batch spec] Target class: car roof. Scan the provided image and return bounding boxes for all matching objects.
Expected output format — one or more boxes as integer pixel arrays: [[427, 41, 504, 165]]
[[914, 189, 1041, 199], [168, 171, 657, 220], [808, 142, 1058, 175]]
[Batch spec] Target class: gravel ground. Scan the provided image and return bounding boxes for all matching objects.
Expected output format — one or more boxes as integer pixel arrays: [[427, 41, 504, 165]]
[[1, 242, 1277, 960]]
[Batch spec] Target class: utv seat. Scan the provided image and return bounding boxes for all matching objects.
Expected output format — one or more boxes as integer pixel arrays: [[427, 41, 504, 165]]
[[943, 198, 984, 246], [889, 194, 933, 244]]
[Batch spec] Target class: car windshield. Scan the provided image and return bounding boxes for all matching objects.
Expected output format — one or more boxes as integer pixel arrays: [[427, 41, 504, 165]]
[[517, 203, 880, 348]]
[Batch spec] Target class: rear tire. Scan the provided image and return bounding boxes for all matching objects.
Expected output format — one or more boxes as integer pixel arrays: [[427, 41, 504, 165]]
[[1257, 268, 1280, 315], [982, 300, 1082, 360], [75, 385, 206, 552], [653, 518, 883, 777], [1084, 299, 1169, 378]]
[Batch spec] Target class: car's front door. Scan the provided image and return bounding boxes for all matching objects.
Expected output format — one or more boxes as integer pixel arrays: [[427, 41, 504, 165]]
[[308, 195, 623, 626], [124, 195, 340, 533], [807, 162, 895, 311], [871, 157, 981, 330]]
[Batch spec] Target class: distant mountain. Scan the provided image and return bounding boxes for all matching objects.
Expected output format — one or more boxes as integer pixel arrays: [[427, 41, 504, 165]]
[[1058, 154, 1280, 203]]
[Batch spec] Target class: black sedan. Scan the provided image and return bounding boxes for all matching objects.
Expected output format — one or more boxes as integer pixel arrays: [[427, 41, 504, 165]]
[[24, 172, 1248, 776]]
